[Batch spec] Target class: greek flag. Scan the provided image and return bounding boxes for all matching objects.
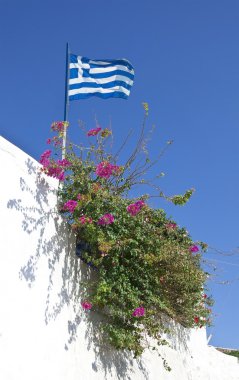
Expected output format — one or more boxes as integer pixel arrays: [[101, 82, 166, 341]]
[[68, 54, 134, 100]]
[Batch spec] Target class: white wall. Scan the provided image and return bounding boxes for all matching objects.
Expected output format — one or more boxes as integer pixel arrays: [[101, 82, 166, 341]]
[[0, 136, 238, 380]]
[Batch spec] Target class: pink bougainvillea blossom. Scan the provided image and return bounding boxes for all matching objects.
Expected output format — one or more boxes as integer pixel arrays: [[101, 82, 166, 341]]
[[77, 194, 82, 200], [79, 216, 87, 224], [95, 161, 121, 179], [189, 245, 199, 253], [63, 200, 78, 213], [57, 158, 72, 167], [46, 138, 51, 145], [87, 127, 102, 136], [127, 200, 145, 216], [79, 215, 93, 225], [40, 150, 52, 167], [132, 307, 145, 317], [40, 151, 66, 181], [51, 121, 68, 133], [52, 136, 62, 147], [95, 161, 112, 179], [112, 165, 123, 175], [98, 213, 114, 226], [127, 204, 139, 216], [203, 294, 208, 299], [81, 301, 92, 310], [47, 165, 65, 181], [165, 222, 177, 229]]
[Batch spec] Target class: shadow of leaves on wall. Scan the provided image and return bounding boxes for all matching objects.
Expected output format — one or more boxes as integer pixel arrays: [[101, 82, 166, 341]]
[[7, 157, 149, 379], [83, 311, 149, 380], [7, 159, 81, 326]]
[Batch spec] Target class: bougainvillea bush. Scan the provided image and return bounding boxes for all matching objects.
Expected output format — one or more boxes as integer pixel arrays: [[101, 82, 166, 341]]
[[40, 106, 213, 360]]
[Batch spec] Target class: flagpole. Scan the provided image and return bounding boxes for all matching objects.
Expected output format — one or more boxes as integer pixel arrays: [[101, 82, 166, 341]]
[[62, 42, 69, 159]]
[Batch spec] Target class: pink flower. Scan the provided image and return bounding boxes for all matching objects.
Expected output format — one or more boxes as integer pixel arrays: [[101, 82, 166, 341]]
[[46, 138, 51, 145], [111, 165, 123, 175], [81, 301, 92, 310], [57, 159, 71, 167], [190, 245, 199, 253], [52, 136, 62, 147], [79, 215, 93, 225], [127, 204, 139, 216], [58, 173, 65, 181], [40, 150, 52, 167], [165, 222, 177, 229], [51, 121, 68, 132], [47, 165, 65, 181], [98, 213, 114, 226], [95, 161, 121, 179], [194, 316, 200, 324], [96, 162, 112, 179], [132, 307, 145, 317], [79, 216, 87, 224], [135, 200, 145, 208], [40, 151, 66, 181], [127, 200, 145, 216], [77, 194, 81, 200], [63, 200, 78, 213], [203, 294, 208, 299], [87, 127, 102, 136]]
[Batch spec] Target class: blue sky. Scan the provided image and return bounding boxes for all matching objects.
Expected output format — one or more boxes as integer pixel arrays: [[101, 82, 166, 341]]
[[1, 0, 239, 349]]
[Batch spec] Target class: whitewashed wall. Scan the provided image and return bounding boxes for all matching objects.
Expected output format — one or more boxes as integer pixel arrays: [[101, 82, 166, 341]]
[[0, 136, 238, 380]]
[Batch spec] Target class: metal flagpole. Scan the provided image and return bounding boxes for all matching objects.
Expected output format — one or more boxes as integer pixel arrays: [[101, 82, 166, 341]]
[[62, 42, 70, 159]]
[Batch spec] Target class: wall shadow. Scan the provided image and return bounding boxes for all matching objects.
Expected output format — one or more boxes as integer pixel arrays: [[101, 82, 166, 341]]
[[7, 159, 80, 326], [7, 157, 149, 379], [165, 318, 191, 353], [85, 311, 149, 380]]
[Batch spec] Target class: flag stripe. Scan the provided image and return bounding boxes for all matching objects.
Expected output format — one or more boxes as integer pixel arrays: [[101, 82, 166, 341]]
[[69, 75, 134, 86], [70, 67, 134, 80], [69, 63, 133, 74], [69, 91, 128, 100], [90, 66, 132, 74], [69, 86, 130, 96], [88, 60, 134, 69], [69, 80, 132, 91], [70, 54, 134, 70]]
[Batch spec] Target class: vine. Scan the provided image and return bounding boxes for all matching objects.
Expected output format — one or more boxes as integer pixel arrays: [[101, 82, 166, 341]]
[[40, 105, 213, 364]]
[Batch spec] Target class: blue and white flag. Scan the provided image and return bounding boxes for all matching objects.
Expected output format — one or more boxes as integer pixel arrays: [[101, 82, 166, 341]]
[[68, 54, 134, 100]]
